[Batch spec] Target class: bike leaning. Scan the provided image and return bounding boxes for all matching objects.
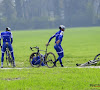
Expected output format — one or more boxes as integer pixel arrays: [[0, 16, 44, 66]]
[[6, 46, 14, 67], [29, 45, 56, 68]]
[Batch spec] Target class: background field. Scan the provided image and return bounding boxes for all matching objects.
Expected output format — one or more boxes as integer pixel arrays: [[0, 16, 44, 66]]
[[0, 27, 100, 90]]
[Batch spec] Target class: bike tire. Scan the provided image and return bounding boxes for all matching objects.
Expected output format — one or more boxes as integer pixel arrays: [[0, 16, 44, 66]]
[[94, 54, 100, 65], [6, 50, 13, 67], [29, 52, 42, 67], [94, 54, 100, 60], [46, 52, 56, 68]]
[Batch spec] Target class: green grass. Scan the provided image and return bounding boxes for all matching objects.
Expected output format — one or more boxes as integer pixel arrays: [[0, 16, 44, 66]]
[[0, 27, 100, 90], [0, 68, 100, 90]]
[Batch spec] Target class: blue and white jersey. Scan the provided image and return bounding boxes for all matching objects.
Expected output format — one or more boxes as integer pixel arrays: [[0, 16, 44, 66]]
[[0, 31, 13, 43], [48, 30, 64, 45]]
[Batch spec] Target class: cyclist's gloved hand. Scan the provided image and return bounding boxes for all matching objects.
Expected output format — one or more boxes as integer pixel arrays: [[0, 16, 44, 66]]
[[46, 43, 49, 46], [1, 46, 2, 48]]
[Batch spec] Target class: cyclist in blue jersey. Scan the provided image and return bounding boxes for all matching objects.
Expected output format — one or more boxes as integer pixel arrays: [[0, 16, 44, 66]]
[[46, 25, 65, 67], [0, 27, 15, 68]]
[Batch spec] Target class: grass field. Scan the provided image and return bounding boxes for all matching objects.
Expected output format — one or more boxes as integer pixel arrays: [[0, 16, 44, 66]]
[[0, 27, 100, 90]]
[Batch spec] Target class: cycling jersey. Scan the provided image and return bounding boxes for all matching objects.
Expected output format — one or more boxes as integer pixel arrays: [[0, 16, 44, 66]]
[[48, 30, 63, 45]]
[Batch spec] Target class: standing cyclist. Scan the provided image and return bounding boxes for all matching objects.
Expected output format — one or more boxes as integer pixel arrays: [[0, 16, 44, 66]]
[[46, 25, 65, 67], [0, 27, 15, 68]]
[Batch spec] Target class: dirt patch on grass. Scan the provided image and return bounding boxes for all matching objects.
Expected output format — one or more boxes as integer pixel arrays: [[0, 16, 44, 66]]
[[4, 77, 21, 81]]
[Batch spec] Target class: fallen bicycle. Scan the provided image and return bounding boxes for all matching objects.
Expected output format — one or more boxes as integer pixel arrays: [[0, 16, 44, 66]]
[[76, 54, 100, 67]]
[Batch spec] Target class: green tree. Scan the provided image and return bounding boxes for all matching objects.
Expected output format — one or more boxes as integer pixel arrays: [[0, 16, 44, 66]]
[[2, 0, 16, 21], [15, 0, 24, 18]]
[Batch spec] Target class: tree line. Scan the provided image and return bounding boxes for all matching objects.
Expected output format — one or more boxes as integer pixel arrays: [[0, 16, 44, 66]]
[[0, 0, 100, 30]]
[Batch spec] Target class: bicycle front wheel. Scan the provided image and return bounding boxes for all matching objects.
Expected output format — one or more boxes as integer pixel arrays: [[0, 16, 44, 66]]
[[29, 52, 42, 67], [46, 52, 56, 68], [94, 54, 100, 60], [94, 54, 100, 65]]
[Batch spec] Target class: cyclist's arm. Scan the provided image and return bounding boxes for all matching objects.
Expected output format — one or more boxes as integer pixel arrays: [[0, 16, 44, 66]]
[[46, 34, 55, 46], [11, 33, 13, 44], [48, 34, 56, 43], [11, 38, 13, 44], [0, 35, 1, 46]]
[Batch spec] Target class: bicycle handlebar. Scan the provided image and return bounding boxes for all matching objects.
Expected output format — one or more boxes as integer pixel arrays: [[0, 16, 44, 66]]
[[30, 46, 39, 51], [30, 45, 49, 52]]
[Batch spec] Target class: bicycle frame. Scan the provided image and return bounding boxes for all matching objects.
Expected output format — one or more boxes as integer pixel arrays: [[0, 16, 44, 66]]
[[6, 47, 13, 65], [6, 48, 9, 57], [30, 45, 56, 68], [30, 46, 48, 57]]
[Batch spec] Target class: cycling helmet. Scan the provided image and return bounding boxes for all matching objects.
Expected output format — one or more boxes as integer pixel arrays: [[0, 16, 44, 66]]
[[6, 27, 11, 31], [59, 25, 65, 30]]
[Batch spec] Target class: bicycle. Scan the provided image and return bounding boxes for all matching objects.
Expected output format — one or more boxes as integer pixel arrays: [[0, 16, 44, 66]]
[[29, 46, 56, 68], [5, 47, 13, 67], [76, 54, 100, 67]]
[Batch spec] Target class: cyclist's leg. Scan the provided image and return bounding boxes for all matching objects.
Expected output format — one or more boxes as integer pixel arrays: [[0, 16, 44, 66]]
[[1, 44, 6, 67], [54, 44, 59, 66], [11, 52, 15, 67], [34, 59, 41, 65], [10, 51, 15, 61], [31, 57, 37, 65], [57, 52, 64, 67], [54, 44, 63, 53], [8, 43, 15, 66], [1, 52, 4, 67], [41, 62, 45, 66], [32, 56, 40, 65], [54, 45, 64, 67]]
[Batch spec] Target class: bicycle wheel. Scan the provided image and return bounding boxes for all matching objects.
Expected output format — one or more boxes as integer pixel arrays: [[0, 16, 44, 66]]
[[6, 51, 13, 66], [29, 52, 42, 67], [94, 54, 100, 65], [46, 52, 56, 68], [94, 54, 100, 60]]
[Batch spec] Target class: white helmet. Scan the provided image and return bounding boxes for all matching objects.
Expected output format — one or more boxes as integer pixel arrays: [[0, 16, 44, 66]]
[[6, 27, 11, 31], [59, 25, 65, 29]]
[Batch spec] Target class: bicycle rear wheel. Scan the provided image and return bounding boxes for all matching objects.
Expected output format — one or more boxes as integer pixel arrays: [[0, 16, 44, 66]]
[[46, 52, 56, 68], [6, 51, 13, 67], [29, 52, 42, 67]]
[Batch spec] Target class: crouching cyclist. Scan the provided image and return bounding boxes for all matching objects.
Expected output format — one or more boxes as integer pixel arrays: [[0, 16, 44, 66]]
[[0, 27, 16, 68], [31, 54, 45, 66]]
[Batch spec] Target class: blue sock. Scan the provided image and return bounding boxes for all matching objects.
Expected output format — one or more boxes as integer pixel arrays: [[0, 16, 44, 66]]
[[1, 62, 3, 66], [59, 59, 63, 65]]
